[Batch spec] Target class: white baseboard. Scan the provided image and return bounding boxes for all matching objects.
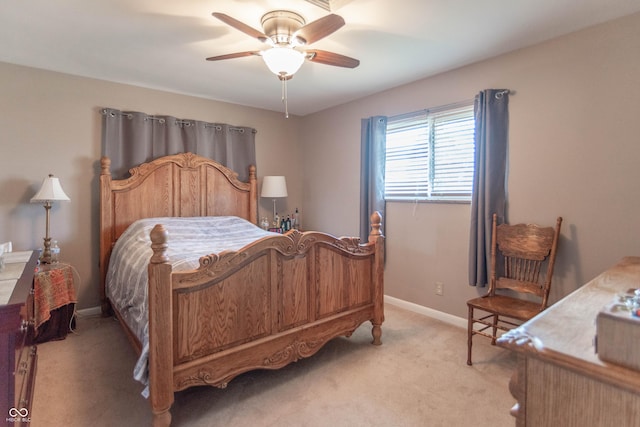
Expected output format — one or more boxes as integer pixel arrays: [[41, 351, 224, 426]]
[[384, 295, 467, 329], [76, 306, 102, 317]]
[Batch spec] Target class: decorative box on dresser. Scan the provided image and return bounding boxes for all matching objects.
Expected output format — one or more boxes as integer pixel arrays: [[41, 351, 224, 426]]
[[0, 251, 38, 426], [498, 256, 640, 427]]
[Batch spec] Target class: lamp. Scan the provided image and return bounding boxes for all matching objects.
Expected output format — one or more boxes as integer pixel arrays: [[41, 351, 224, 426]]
[[261, 47, 305, 119], [30, 174, 70, 263], [261, 176, 288, 227], [262, 47, 305, 78]]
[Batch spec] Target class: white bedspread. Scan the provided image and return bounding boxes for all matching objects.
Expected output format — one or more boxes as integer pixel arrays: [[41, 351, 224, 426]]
[[105, 216, 276, 395]]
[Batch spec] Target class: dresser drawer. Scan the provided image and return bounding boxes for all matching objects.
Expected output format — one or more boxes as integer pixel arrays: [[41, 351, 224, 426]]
[[13, 343, 36, 423]]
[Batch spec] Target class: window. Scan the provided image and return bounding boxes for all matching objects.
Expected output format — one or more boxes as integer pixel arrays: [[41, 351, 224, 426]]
[[385, 102, 475, 202]]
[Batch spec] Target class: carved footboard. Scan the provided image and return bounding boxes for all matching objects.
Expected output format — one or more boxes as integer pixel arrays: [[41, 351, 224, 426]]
[[147, 213, 384, 427]]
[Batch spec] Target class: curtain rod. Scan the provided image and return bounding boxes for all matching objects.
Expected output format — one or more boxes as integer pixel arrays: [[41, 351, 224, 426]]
[[101, 108, 257, 133]]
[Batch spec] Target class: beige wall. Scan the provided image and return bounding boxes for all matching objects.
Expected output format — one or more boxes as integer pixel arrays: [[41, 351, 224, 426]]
[[300, 12, 640, 318], [2, 12, 639, 319], [0, 65, 303, 309]]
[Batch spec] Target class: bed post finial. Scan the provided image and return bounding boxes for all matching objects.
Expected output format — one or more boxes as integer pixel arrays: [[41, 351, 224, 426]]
[[150, 224, 169, 264], [101, 156, 111, 176], [369, 211, 383, 243]]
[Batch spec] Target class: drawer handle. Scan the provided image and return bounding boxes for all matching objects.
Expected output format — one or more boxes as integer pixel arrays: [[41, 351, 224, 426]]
[[15, 353, 34, 375], [20, 319, 34, 332]]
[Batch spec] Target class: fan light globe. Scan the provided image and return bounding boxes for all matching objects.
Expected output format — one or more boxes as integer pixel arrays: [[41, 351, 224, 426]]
[[262, 47, 305, 77]]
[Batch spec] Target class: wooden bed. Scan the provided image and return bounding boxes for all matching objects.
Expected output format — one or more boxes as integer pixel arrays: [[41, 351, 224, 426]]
[[99, 152, 385, 427]]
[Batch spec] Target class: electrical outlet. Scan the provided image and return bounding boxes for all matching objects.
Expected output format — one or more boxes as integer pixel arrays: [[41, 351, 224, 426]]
[[435, 282, 444, 296]]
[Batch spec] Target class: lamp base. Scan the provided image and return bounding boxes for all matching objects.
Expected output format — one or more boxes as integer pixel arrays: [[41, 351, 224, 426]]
[[272, 198, 278, 227], [40, 237, 53, 264]]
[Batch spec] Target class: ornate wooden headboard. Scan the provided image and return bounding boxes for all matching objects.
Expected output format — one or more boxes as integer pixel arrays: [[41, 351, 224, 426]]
[[99, 152, 258, 309]]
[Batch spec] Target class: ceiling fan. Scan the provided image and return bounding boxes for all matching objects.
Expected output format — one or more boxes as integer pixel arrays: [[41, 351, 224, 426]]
[[206, 10, 360, 81]]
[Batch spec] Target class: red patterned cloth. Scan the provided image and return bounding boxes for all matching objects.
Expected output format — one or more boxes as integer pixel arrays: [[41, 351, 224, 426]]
[[34, 263, 77, 329]]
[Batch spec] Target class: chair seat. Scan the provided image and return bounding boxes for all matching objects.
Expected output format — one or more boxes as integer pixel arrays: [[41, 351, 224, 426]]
[[467, 295, 542, 322]]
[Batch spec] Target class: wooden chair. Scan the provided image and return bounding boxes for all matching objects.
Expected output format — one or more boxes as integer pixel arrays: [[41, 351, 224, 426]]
[[466, 213, 562, 365]]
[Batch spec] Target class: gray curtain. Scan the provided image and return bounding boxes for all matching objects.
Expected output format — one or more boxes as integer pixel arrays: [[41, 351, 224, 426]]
[[101, 108, 256, 181], [360, 116, 387, 243], [468, 89, 509, 287]]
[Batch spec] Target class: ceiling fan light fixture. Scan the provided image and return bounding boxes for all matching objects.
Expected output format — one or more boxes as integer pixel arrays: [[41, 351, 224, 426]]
[[208, 9, 357, 118], [262, 47, 305, 78]]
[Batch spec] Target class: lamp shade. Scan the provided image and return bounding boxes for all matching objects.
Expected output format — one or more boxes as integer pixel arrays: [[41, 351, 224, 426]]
[[261, 176, 288, 198], [262, 47, 305, 77], [30, 174, 70, 203]]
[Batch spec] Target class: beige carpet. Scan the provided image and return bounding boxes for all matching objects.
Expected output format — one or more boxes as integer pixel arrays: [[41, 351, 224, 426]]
[[30, 304, 516, 427]]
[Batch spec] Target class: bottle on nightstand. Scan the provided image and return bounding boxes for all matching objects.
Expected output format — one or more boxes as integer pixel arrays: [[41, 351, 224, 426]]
[[260, 217, 270, 230], [51, 240, 60, 263], [293, 208, 300, 230]]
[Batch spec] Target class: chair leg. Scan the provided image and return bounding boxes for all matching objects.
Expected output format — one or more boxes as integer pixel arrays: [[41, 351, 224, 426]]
[[467, 305, 474, 366], [491, 314, 498, 345]]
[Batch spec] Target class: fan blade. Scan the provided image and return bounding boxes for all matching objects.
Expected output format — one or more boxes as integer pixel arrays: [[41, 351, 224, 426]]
[[295, 14, 345, 45], [212, 12, 269, 43], [206, 51, 261, 61], [306, 50, 360, 68]]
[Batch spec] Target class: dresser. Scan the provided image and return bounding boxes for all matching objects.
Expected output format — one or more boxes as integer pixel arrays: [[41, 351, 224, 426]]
[[0, 251, 38, 426], [498, 256, 640, 426]]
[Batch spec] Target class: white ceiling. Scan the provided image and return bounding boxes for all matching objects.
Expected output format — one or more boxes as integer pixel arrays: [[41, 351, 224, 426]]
[[2, 0, 640, 116]]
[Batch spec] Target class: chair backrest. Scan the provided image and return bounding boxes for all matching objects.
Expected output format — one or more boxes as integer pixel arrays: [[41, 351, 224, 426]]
[[489, 213, 562, 309]]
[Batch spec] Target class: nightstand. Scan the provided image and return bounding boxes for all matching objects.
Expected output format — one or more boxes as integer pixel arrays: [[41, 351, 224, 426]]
[[33, 263, 77, 343]]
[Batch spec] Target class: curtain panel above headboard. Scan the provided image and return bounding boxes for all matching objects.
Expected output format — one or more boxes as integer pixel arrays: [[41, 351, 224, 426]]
[[101, 108, 257, 181]]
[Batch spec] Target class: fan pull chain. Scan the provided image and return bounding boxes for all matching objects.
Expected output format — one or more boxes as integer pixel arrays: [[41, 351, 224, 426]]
[[281, 77, 289, 119]]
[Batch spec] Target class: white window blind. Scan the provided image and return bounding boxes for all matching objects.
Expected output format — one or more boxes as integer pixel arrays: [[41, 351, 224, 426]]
[[385, 102, 475, 202]]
